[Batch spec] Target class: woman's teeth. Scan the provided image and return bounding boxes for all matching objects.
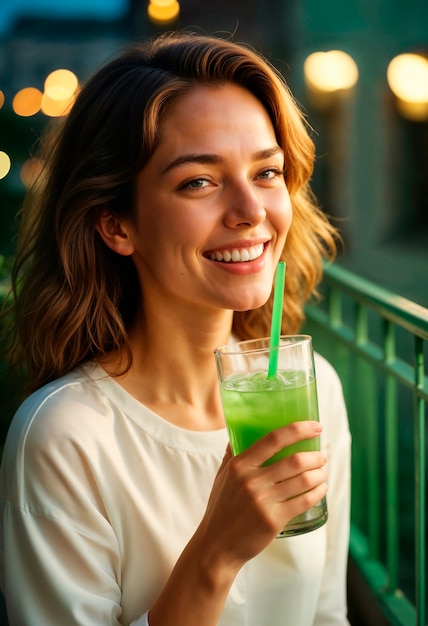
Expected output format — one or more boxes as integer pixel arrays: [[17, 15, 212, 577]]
[[210, 243, 264, 263]]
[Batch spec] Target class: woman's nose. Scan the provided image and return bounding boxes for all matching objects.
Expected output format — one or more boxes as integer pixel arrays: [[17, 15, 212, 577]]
[[223, 181, 267, 228]]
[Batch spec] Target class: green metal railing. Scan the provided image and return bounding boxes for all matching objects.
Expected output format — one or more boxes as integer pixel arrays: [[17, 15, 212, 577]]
[[304, 263, 428, 626]]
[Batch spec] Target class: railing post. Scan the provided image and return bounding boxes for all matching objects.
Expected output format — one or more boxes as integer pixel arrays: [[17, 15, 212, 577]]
[[328, 287, 342, 327], [361, 306, 379, 561], [355, 302, 368, 344], [383, 319, 399, 592]]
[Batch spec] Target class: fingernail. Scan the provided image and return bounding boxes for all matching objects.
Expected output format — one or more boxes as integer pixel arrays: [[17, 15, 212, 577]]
[[312, 421, 322, 432]]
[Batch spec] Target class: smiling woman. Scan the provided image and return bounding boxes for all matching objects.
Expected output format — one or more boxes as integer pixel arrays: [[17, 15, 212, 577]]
[[0, 32, 350, 626]]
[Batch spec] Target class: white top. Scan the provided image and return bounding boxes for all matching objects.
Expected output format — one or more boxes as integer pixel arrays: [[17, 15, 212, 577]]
[[0, 353, 351, 626]]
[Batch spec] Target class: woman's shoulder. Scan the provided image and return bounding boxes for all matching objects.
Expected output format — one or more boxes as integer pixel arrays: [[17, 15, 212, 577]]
[[16, 364, 98, 413], [4, 364, 113, 456]]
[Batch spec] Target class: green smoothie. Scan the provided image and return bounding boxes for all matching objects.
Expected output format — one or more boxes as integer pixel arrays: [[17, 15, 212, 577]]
[[220, 370, 320, 465]]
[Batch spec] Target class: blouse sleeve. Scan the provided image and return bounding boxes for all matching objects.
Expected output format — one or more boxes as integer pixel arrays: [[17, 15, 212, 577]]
[[314, 355, 352, 626], [2, 501, 123, 625]]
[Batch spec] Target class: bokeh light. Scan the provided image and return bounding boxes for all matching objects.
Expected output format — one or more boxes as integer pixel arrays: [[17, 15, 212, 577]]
[[4, 69, 79, 182], [387, 53, 428, 121], [44, 68, 79, 95], [304, 50, 359, 93], [387, 54, 428, 102], [42, 68, 78, 117], [41, 87, 75, 117], [12, 69, 78, 118], [0, 152, 11, 180], [12, 87, 42, 117], [148, 0, 180, 24], [20, 158, 45, 188]]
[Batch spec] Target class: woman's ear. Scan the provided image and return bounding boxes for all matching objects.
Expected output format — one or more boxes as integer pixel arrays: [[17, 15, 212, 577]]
[[95, 212, 135, 256]]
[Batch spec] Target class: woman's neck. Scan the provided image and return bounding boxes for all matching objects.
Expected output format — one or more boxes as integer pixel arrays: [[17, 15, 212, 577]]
[[100, 308, 234, 431]]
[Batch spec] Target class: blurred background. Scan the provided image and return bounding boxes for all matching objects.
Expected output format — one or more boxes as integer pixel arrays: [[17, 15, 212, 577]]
[[0, 0, 427, 308], [0, 3, 427, 624]]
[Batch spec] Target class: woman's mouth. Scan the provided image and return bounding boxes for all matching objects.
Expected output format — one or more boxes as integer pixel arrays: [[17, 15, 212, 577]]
[[207, 243, 265, 263]]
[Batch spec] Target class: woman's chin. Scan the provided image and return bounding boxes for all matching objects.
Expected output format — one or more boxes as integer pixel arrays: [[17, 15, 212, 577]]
[[230, 293, 271, 313]]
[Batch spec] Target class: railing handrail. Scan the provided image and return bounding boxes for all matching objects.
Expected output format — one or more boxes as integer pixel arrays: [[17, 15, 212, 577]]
[[321, 263, 428, 339]]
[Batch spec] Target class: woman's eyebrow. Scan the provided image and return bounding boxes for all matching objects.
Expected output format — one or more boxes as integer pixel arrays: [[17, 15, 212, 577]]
[[253, 147, 284, 161], [162, 153, 222, 174], [162, 146, 284, 175]]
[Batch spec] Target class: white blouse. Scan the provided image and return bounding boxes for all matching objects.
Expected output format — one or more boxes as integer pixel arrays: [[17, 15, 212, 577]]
[[0, 353, 351, 625]]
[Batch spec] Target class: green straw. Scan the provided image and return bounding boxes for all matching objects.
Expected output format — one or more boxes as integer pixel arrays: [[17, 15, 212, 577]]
[[267, 261, 286, 378]]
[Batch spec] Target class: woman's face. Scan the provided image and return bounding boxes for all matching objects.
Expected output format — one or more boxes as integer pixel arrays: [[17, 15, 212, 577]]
[[127, 82, 292, 314]]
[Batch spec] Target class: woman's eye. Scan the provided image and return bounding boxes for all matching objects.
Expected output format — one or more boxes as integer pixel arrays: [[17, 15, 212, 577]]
[[180, 177, 211, 190], [258, 167, 284, 180]]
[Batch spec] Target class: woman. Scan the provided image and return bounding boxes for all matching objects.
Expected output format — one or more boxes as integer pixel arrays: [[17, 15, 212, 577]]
[[0, 32, 351, 625]]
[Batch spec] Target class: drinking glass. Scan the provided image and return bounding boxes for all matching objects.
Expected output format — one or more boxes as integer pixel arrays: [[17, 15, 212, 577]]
[[214, 335, 328, 537]]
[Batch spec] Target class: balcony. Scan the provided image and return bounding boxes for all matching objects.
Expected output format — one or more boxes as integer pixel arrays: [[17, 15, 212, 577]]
[[303, 263, 428, 626]]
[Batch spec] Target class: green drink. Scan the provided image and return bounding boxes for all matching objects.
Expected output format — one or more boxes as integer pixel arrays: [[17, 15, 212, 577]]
[[214, 335, 328, 537], [220, 371, 320, 466]]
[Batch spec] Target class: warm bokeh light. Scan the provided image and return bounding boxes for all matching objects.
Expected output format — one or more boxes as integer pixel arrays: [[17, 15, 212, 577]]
[[41, 87, 76, 117], [387, 54, 428, 102], [12, 87, 42, 116], [10, 70, 79, 119], [148, 0, 180, 23], [41, 68, 78, 117], [0, 91, 4, 110], [387, 53, 428, 121], [20, 158, 45, 188], [44, 68, 79, 95], [304, 50, 359, 93], [0, 151, 11, 180]]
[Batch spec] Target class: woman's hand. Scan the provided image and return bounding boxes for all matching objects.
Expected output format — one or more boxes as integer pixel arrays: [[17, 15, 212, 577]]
[[148, 421, 327, 626], [197, 420, 327, 571]]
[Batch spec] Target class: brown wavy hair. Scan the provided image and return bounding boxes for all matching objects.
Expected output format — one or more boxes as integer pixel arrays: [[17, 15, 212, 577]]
[[4, 32, 339, 393]]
